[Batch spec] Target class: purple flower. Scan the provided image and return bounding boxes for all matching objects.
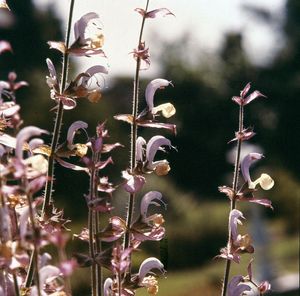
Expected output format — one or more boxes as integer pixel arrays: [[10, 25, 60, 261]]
[[135, 135, 173, 175], [137, 257, 165, 284], [241, 153, 274, 190], [230, 209, 245, 242], [228, 275, 251, 296]]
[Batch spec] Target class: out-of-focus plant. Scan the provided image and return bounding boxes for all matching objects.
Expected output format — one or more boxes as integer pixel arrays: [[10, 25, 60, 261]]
[[218, 83, 274, 295]]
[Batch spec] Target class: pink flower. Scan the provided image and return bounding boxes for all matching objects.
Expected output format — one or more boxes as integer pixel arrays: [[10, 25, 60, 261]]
[[232, 82, 266, 106]]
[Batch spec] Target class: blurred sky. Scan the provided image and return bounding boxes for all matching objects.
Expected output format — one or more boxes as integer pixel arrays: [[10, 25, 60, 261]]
[[34, 0, 285, 77]]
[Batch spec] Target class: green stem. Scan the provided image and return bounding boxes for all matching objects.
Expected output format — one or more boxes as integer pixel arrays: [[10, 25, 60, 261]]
[[221, 104, 244, 296], [13, 272, 20, 296], [123, 0, 150, 251], [42, 0, 75, 216]]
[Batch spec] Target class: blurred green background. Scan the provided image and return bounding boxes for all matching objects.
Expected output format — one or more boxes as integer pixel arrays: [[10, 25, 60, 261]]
[[0, 0, 299, 295]]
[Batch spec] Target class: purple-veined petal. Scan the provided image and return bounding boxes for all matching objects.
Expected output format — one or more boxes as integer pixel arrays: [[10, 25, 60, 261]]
[[145, 79, 172, 110], [136, 136, 146, 162], [244, 90, 266, 105], [228, 275, 251, 296], [138, 257, 165, 283], [229, 209, 245, 242], [16, 126, 48, 160], [0, 40, 12, 53], [140, 191, 164, 218], [146, 135, 172, 169], [146, 8, 175, 18], [67, 120, 88, 149], [241, 153, 264, 185]]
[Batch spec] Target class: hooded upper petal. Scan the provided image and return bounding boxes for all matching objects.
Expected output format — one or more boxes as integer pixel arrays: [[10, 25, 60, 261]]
[[229, 209, 245, 242], [146, 135, 172, 170], [241, 153, 264, 185], [145, 79, 172, 111], [16, 126, 48, 160], [138, 257, 165, 284], [140, 191, 164, 218], [66, 120, 88, 149]]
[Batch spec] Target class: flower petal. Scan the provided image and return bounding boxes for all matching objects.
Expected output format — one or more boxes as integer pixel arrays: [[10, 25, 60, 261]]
[[152, 102, 176, 118], [138, 257, 165, 283], [228, 275, 251, 296], [229, 209, 245, 242], [244, 90, 266, 105], [66, 120, 88, 149], [140, 191, 164, 218], [122, 171, 145, 193], [145, 79, 172, 110], [16, 126, 48, 160], [146, 8, 175, 18], [74, 12, 100, 41], [136, 136, 146, 162], [146, 135, 172, 168], [241, 153, 264, 185]]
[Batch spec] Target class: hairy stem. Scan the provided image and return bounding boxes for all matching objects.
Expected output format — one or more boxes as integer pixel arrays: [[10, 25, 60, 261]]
[[221, 104, 244, 296], [42, 0, 75, 216], [123, 0, 150, 251]]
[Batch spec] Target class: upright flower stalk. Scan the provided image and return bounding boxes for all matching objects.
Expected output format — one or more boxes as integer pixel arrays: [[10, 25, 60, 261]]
[[42, 0, 75, 216], [218, 83, 273, 296], [124, 0, 150, 251], [221, 103, 244, 296]]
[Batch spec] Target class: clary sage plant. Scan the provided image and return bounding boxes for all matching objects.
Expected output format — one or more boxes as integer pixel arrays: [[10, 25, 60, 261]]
[[0, 1, 275, 296]]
